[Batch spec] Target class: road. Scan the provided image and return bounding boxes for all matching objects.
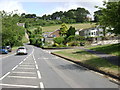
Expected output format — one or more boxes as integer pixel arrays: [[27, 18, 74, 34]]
[[0, 45, 119, 88]]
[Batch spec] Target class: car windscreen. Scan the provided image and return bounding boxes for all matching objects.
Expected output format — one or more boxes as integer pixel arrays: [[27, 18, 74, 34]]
[[18, 47, 25, 49]]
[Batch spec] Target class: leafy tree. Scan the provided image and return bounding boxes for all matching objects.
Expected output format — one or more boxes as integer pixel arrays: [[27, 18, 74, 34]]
[[59, 23, 68, 36], [66, 26, 76, 37], [94, 10, 102, 22], [53, 37, 64, 44], [97, 1, 120, 35], [1, 11, 25, 47], [75, 8, 90, 22]]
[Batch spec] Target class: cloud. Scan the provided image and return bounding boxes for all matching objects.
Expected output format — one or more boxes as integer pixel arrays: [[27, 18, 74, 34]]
[[0, 0, 26, 14]]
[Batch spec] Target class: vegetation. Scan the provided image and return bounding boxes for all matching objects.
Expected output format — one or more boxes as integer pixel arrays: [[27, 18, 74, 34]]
[[1, 11, 25, 47], [95, 1, 120, 35], [28, 26, 43, 47], [42, 23, 96, 33], [88, 43, 120, 56], [59, 23, 68, 36], [53, 37, 64, 45], [53, 49, 119, 76]]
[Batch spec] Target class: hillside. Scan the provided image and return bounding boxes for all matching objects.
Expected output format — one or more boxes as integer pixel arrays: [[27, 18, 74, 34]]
[[42, 23, 96, 33]]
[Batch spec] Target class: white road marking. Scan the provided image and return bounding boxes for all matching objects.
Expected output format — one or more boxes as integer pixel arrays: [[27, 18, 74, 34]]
[[0, 72, 10, 80], [19, 61, 23, 65], [37, 70, 41, 79], [8, 76, 37, 79], [12, 65, 18, 70], [40, 82, 44, 89], [33, 54, 35, 61], [19, 64, 35, 67], [34, 61, 37, 64], [43, 58, 48, 60], [23, 58, 26, 61], [0, 83, 38, 88], [12, 71, 36, 74], [35, 64, 38, 69], [17, 67, 35, 70]]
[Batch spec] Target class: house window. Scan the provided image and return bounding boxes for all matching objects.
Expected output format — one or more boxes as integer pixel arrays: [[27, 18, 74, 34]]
[[92, 32, 94, 35], [89, 32, 91, 35]]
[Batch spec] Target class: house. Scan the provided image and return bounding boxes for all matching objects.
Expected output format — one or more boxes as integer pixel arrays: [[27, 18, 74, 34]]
[[48, 29, 60, 38], [43, 29, 60, 45], [76, 25, 116, 42]]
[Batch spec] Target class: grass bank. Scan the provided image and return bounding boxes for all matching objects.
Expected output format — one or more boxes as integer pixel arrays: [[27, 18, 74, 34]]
[[42, 23, 96, 32], [53, 49, 119, 77], [88, 43, 120, 57]]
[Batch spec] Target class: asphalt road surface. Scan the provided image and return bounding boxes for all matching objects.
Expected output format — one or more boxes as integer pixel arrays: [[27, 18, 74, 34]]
[[0, 45, 119, 88]]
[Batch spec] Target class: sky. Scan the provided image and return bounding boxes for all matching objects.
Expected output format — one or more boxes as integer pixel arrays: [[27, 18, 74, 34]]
[[0, 0, 105, 19]]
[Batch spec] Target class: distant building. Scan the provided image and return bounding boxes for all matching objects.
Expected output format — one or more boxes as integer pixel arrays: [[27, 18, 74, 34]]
[[76, 26, 114, 42], [49, 29, 60, 38], [43, 29, 60, 45], [17, 23, 25, 28]]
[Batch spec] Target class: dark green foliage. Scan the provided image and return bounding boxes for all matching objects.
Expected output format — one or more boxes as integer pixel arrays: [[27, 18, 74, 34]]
[[29, 38, 36, 45], [96, 1, 120, 35], [66, 26, 76, 37], [28, 26, 43, 47], [53, 37, 64, 44], [1, 11, 25, 47], [66, 35, 75, 42], [94, 10, 102, 22]]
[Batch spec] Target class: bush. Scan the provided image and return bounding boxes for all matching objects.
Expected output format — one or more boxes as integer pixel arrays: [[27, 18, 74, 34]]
[[29, 38, 36, 45], [52, 43, 59, 47], [53, 37, 64, 44], [66, 35, 75, 42], [67, 41, 79, 46]]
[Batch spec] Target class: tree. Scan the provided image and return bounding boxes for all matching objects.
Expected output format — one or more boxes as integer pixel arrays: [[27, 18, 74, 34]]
[[75, 7, 90, 22], [66, 26, 76, 37], [94, 10, 102, 22], [53, 37, 64, 44], [97, 1, 120, 35], [1, 11, 25, 46], [59, 23, 68, 36]]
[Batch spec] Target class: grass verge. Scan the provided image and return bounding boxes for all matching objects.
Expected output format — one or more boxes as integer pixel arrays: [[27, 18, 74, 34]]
[[88, 43, 120, 57], [53, 49, 119, 78]]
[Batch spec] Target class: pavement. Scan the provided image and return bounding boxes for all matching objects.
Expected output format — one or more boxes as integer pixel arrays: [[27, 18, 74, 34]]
[[0, 45, 119, 88]]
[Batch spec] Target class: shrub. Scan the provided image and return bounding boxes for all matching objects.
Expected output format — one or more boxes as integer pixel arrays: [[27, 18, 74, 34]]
[[52, 43, 59, 47], [29, 38, 36, 45], [67, 41, 79, 46], [53, 37, 64, 44]]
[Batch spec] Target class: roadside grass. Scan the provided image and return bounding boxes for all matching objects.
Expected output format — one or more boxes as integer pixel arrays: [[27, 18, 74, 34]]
[[53, 49, 119, 76], [22, 35, 29, 43], [88, 43, 120, 56], [42, 23, 96, 32]]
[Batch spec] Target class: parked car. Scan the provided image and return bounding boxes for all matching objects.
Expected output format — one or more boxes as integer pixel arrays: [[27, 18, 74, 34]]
[[16, 47, 27, 55], [0, 46, 8, 54], [6, 46, 12, 52]]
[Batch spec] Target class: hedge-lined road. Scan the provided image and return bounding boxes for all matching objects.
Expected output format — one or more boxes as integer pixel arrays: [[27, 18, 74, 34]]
[[0, 45, 119, 88]]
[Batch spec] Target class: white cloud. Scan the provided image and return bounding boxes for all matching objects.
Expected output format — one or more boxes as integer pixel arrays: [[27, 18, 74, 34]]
[[0, 0, 26, 14]]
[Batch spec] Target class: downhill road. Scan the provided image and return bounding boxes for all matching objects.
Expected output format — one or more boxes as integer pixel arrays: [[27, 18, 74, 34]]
[[0, 45, 119, 88]]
